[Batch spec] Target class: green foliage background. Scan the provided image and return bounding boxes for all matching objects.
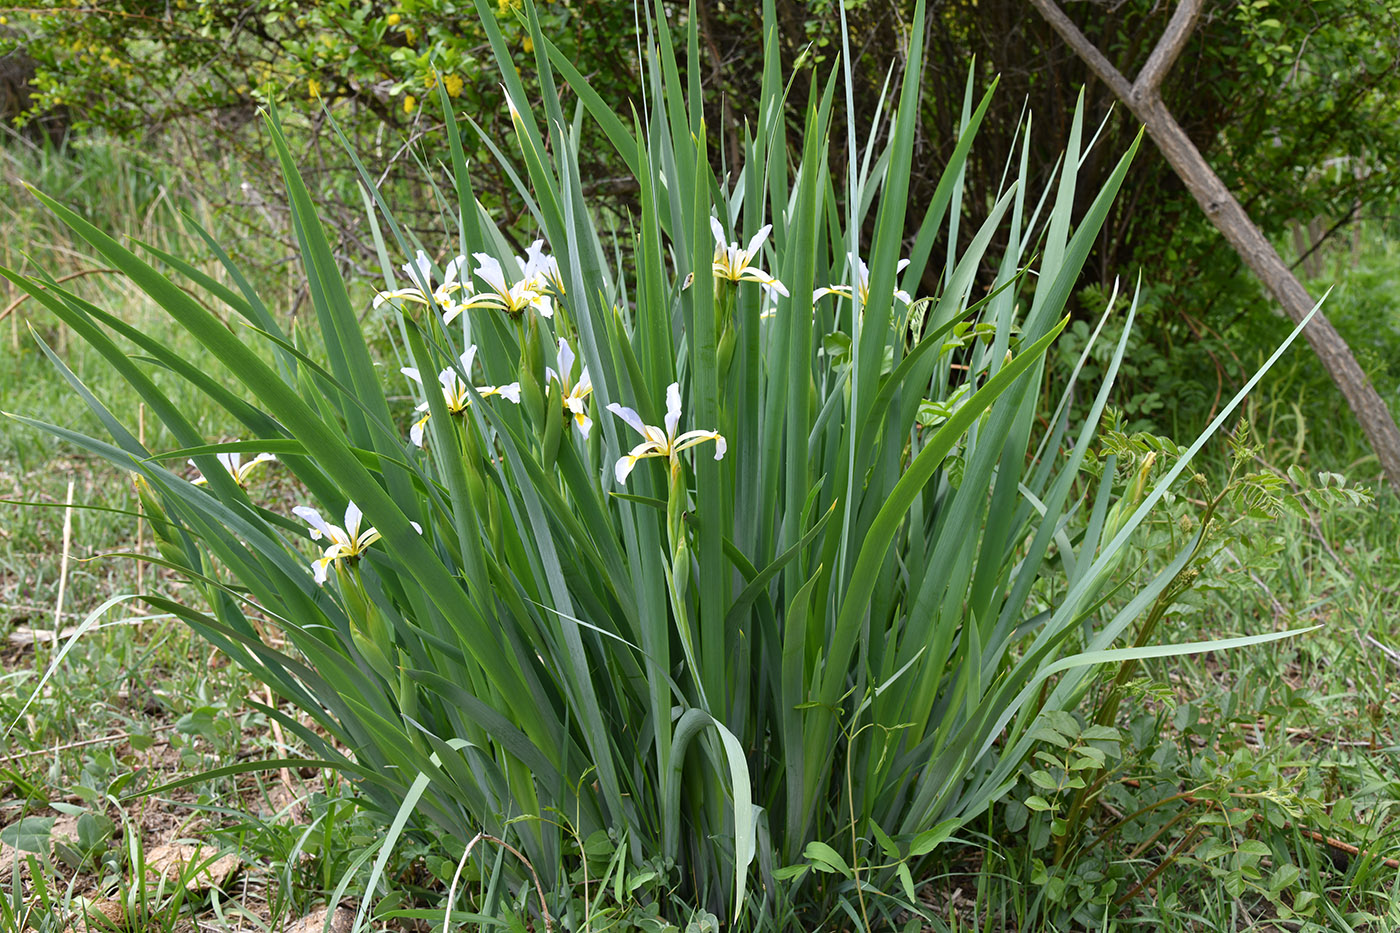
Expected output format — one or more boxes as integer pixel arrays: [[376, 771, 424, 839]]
[[7, 0, 1398, 291], [0, 0, 644, 257], [7, 0, 1399, 458]]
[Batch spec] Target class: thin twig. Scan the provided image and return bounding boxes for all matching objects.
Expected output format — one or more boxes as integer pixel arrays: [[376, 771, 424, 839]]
[[1365, 634, 1400, 669], [1116, 823, 1202, 905], [0, 723, 177, 765], [1118, 777, 1400, 873], [1288, 203, 1362, 274], [454, 833, 554, 933], [0, 268, 121, 324], [1222, 546, 1289, 620], [52, 480, 75, 665], [1293, 827, 1400, 870], [1, 604, 156, 621]]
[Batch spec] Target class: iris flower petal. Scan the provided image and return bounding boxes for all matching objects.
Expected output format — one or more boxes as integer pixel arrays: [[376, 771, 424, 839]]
[[293, 506, 336, 541], [343, 502, 364, 540], [607, 403, 649, 437], [664, 383, 682, 439]]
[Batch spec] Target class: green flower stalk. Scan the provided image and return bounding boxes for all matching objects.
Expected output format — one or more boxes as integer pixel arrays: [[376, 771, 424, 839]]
[[334, 560, 396, 684], [715, 279, 738, 387], [131, 474, 193, 570], [457, 421, 502, 554], [517, 313, 549, 430], [711, 218, 785, 388], [332, 561, 424, 738], [542, 378, 564, 469]]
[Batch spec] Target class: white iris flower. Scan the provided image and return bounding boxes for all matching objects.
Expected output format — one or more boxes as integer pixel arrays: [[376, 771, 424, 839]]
[[190, 451, 276, 488], [711, 217, 789, 297], [607, 383, 726, 484], [521, 239, 566, 295], [545, 338, 594, 438], [401, 345, 521, 448], [814, 256, 913, 307], [447, 246, 556, 322], [373, 250, 469, 319], [293, 501, 422, 585]]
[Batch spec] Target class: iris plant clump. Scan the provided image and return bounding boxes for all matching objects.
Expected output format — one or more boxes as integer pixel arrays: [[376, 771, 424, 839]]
[[6, 0, 1315, 927]]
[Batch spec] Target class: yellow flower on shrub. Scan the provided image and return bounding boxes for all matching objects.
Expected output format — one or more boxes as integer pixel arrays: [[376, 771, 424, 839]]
[[443, 74, 464, 98], [386, 12, 401, 25], [403, 94, 417, 114], [307, 78, 322, 99]]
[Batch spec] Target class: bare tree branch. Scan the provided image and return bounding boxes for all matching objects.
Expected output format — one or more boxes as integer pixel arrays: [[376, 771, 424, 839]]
[[1030, 0, 1400, 488], [1131, 0, 1204, 100]]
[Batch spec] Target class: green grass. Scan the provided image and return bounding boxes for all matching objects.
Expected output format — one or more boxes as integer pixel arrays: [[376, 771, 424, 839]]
[[959, 430, 1400, 931], [0, 134, 371, 931], [902, 492, 1400, 932], [2, 129, 1398, 931]]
